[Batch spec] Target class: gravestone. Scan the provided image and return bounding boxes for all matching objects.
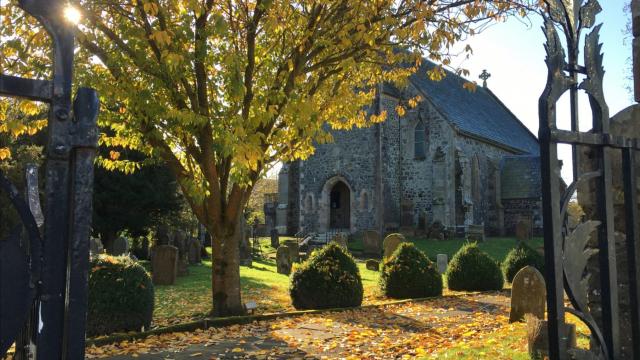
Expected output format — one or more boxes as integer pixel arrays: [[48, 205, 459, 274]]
[[515, 219, 532, 242], [436, 254, 448, 274], [276, 245, 292, 275], [156, 224, 171, 246], [509, 266, 546, 323], [331, 233, 348, 249], [282, 240, 299, 263], [151, 245, 178, 285], [173, 230, 190, 276], [428, 221, 445, 241], [111, 236, 129, 256], [135, 238, 150, 260], [466, 224, 485, 242], [188, 239, 202, 264], [270, 229, 280, 248], [366, 259, 379, 271], [383, 233, 406, 259], [526, 316, 577, 360], [89, 237, 104, 257], [362, 230, 381, 257]]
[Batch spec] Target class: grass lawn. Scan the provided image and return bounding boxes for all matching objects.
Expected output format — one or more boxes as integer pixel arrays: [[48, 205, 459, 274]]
[[148, 235, 537, 327]]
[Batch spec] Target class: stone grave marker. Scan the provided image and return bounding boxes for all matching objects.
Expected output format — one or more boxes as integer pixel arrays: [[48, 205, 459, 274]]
[[509, 266, 546, 323], [188, 238, 202, 264], [428, 221, 445, 241], [111, 236, 129, 256], [331, 233, 348, 249], [515, 219, 532, 242], [89, 237, 104, 257], [362, 230, 381, 257], [151, 245, 178, 285], [276, 245, 292, 275], [365, 259, 379, 271], [466, 224, 485, 242], [270, 229, 280, 248], [173, 230, 190, 276], [383, 233, 406, 259], [436, 254, 448, 274], [282, 240, 299, 263]]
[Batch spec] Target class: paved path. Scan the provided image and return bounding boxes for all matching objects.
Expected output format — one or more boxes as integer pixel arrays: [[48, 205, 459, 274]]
[[88, 293, 510, 359]]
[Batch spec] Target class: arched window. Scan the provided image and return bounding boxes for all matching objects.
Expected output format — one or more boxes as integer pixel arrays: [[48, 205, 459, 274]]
[[414, 120, 426, 159]]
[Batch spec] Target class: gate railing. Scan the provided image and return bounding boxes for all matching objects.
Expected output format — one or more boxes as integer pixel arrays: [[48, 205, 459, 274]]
[[0, 1, 98, 359], [539, 1, 640, 359]]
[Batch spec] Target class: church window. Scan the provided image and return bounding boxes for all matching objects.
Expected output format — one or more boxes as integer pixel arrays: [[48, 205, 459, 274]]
[[414, 120, 427, 159]]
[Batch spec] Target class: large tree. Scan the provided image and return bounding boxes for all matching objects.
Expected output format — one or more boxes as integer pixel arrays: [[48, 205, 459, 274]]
[[1, 0, 534, 316]]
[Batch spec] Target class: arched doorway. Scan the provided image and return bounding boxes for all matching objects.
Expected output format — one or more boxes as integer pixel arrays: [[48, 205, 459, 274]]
[[329, 181, 350, 229]]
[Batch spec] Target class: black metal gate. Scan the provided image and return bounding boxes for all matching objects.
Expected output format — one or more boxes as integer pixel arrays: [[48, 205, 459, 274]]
[[0, 0, 98, 359], [540, 0, 640, 359]]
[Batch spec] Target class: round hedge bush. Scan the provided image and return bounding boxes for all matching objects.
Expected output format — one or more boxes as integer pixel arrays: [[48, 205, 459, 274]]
[[87, 255, 154, 337], [379, 243, 442, 299], [502, 242, 545, 283], [446, 243, 504, 291], [290, 243, 363, 310]]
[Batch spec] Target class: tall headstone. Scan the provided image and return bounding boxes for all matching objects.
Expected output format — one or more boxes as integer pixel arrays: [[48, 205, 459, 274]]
[[89, 237, 104, 258], [173, 230, 189, 276], [188, 239, 202, 264], [276, 245, 292, 275], [151, 245, 178, 285], [383, 233, 406, 259], [156, 224, 171, 246], [270, 228, 280, 248], [282, 239, 299, 263], [111, 236, 129, 256], [509, 266, 546, 323], [515, 218, 532, 242], [362, 230, 381, 257], [436, 254, 448, 274]]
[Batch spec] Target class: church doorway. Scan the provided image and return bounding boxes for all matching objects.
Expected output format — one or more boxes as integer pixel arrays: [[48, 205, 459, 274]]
[[329, 181, 350, 229]]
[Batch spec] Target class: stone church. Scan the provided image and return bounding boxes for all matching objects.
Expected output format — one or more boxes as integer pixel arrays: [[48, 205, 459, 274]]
[[273, 60, 542, 237]]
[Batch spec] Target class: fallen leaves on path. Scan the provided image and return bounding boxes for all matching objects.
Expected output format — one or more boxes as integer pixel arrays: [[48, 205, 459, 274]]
[[86, 293, 540, 359]]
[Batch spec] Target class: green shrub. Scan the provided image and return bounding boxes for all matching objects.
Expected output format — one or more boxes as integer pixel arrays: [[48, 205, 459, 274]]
[[290, 243, 363, 310], [446, 243, 503, 291], [379, 243, 442, 299], [87, 255, 154, 337], [502, 242, 545, 283]]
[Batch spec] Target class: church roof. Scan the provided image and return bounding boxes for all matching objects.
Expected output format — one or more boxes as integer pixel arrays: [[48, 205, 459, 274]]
[[500, 155, 541, 199], [404, 61, 539, 155]]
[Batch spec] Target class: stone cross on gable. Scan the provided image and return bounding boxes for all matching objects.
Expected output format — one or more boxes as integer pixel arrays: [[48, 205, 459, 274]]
[[479, 69, 491, 88]]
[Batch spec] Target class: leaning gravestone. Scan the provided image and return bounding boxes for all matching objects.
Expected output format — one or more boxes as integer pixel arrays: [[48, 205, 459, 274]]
[[383, 233, 406, 259], [276, 245, 292, 275], [436, 254, 448, 274], [509, 266, 546, 323], [366, 259, 379, 271], [111, 236, 129, 256], [282, 240, 299, 263], [363, 230, 381, 257], [331, 233, 348, 249], [515, 219, 532, 242], [89, 237, 104, 257], [151, 245, 178, 285], [270, 229, 280, 248], [188, 238, 202, 264]]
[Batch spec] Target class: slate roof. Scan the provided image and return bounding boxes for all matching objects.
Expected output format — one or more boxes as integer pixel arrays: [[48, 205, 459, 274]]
[[404, 61, 540, 155], [500, 155, 541, 199]]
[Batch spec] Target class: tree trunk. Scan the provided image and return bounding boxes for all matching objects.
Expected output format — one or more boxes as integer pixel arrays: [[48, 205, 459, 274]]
[[210, 221, 244, 317]]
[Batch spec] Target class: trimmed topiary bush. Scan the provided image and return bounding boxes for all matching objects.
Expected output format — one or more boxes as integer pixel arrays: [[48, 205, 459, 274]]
[[379, 243, 442, 299], [446, 243, 503, 291], [87, 255, 154, 337], [502, 242, 545, 283], [290, 243, 363, 310]]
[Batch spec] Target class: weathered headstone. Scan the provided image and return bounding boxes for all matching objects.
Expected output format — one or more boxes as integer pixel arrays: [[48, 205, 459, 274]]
[[362, 230, 381, 257], [526, 316, 577, 360], [383, 233, 406, 259], [276, 245, 292, 275], [366, 259, 379, 271], [515, 219, 532, 242], [156, 224, 171, 246], [151, 245, 178, 285], [136, 238, 150, 260], [188, 239, 202, 264], [270, 229, 280, 248], [173, 230, 190, 276], [509, 266, 546, 323], [111, 236, 129, 256], [282, 239, 299, 263], [89, 237, 104, 257], [331, 233, 348, 249], [466, 224, 485, 242], [436, 254, 448, 274], [428, 221, 445, 241]]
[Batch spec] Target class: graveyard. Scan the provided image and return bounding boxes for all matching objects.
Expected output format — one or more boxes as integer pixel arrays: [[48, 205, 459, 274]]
[[0, 0, 638, 359]]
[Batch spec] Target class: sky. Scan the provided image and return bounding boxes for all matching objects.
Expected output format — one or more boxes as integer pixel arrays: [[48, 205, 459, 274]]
[[452, 2, 631, 181]]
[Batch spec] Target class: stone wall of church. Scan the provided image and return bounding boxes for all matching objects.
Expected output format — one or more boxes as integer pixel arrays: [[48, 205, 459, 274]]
[[297, 123, 378, 233]]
